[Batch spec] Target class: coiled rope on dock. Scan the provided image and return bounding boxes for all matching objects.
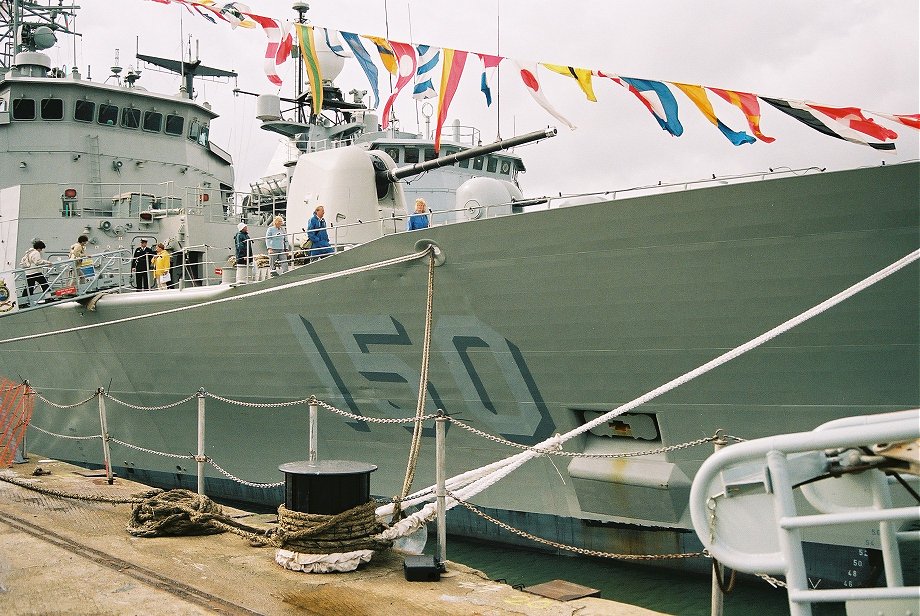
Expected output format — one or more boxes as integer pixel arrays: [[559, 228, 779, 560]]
[[124, 488, 390, 552], [0, 473, 389, 573]]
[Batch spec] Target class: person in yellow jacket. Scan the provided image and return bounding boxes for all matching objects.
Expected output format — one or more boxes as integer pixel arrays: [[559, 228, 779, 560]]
[[152, 243, 171, 290]]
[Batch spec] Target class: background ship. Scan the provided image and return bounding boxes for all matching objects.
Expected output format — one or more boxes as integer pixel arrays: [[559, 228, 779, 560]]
[[0, 0, 917, 589]]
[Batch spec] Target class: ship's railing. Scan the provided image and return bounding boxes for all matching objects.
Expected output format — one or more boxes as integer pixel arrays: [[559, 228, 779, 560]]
[[689, 409, 920, 616], [4, 248, 130, 310], [51, 182, 265, 228], [59, 182, 183, 218], [167, 243, 232, 289]]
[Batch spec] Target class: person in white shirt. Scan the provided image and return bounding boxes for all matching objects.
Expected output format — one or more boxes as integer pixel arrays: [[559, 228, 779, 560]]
[[265, 215, 290, 275], [20, 240, 52, 300]]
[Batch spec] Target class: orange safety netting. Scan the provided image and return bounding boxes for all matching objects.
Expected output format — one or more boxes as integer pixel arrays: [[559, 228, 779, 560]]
[[0, 378, 34, 467]]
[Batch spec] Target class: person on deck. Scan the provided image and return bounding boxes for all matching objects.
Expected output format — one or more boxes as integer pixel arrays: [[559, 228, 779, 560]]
[[152, 243, 171, 290], [307, 206, 333, 259], [19, 240, 52, 302], [68, 234, 90, 287], [265, 215, 290, 275], [131, 238, 155, 290], [407, 198, 430, 231], [234, 222, 252, 282]]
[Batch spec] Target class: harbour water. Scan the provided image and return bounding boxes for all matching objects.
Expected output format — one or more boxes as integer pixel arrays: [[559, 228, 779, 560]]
[[447, 538, 847, 616]]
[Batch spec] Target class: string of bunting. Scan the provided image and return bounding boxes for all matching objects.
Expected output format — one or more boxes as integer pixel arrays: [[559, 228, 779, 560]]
[[145, 1, 919, 152]]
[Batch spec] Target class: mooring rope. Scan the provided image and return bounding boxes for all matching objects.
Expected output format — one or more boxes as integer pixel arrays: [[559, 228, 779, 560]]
[[392, 251, 436, 522], [0, 247, 432, 345], [0, 471, 159, 504], [377, 248, 920, 530]]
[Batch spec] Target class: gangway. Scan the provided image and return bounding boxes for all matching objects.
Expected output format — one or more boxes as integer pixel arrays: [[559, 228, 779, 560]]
[[690, 409, 920, 616], [1, 249, 130, 315]]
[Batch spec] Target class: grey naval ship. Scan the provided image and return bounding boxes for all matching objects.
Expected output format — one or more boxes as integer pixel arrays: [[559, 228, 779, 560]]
[[0, 0, 917, 588]]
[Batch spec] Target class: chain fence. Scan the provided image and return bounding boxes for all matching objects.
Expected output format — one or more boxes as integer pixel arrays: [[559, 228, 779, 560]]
[[19, 386, 800, 583], [445, 488, 706, 561]]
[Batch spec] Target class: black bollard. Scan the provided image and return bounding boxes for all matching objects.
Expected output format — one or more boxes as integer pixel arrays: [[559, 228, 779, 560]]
[[278, 460, 377, 515]]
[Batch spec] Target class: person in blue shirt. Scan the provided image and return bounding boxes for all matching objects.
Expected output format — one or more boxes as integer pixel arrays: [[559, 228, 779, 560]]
[[407, 197, 430, 231], [307, 205, 333, 258], [265, 215, 290, 275]]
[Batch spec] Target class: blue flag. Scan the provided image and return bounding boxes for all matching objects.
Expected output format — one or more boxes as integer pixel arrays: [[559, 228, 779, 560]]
[[619, 77, 683, 137], [341, 32, 380, 109]]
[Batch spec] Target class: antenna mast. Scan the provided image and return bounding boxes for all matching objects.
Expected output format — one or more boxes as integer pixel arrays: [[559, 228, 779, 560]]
[[293, 1, 309, 123]]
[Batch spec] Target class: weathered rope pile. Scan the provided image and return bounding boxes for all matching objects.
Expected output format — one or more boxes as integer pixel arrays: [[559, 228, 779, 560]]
[[127, 489, 230, 537], [125, 489, 391, 554]]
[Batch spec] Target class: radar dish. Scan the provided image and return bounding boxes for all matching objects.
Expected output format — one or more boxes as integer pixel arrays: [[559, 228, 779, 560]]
[[32, 26, 57, 50]]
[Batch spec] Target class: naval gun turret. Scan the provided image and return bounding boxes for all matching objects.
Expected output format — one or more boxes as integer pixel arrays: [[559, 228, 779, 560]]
[[285, 127, 557, 246]]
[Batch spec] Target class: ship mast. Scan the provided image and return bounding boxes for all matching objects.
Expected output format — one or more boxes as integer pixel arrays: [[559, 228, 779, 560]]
[[1, 0, 79, 71], [293, 1, 309, 124]]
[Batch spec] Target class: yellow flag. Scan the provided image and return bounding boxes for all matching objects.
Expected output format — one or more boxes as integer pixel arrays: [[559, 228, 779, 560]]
[[542, 64, 597, 102]]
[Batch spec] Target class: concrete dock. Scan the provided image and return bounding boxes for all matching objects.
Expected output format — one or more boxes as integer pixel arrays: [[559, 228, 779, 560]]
[[0, 456, 668, 615]]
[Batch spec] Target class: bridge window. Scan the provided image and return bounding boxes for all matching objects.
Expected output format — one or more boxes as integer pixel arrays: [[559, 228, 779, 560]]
[[122, 108, 141, 129], [165, 114, 184, 136], [186, 120, 209, 146], [97, 103, 118, 126], [486, 157, 498, 173], [424, 148, 437, 161], [472, 156, 484, 171], [143, 110, 162, 132], [404, 147, 419, 164], [500, 160, 511, 175], [41, 98, 63, 120], [12, 98, 35, 120], [458, 158, 469, 169], [384, 147, 400, 162], [74, 100, 94, 122]]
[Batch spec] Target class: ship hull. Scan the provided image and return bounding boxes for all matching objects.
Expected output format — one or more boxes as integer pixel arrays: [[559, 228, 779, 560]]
[[4, 163, 918, 580]]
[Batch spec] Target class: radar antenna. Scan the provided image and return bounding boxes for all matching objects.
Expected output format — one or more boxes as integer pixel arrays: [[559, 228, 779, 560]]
[[0, 0, 79, 71], [136, 47, 237, 100]]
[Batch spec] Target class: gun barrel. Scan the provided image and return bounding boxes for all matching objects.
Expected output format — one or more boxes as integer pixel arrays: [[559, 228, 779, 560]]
[[384, 127, 557, 183]]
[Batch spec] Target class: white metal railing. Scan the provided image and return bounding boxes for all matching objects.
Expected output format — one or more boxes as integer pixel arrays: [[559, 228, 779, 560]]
[[4, 248, 131, 311], [689, 409, 920, 616]]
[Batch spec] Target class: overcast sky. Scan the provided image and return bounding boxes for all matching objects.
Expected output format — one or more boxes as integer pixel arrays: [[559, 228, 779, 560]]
[[59, 1, 920, 196]]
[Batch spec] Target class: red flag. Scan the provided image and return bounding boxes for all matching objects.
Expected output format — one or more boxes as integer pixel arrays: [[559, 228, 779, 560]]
[[381, 41, 417, 129], [709, 87, 775, 143], [871, 112, 920, 130], [247, 14, 293, 87], [762, 98, 895, 150], [804, 103, 898, 142], [435, 49, 468, 151]]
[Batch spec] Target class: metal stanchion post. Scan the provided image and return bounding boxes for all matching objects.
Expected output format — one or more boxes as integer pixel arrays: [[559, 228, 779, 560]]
[[710, 431, 729, 616], [97, 388, 113, 485], [436, 411, 447, 569], [309, 400, 318, 463], [197, 388, 206, 495], [15, 382, 31, 464]]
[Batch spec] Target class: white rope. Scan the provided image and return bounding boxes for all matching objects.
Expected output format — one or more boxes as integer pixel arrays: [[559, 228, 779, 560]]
[[377, 248, 920, 530], [0, 248, 431, 345]]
